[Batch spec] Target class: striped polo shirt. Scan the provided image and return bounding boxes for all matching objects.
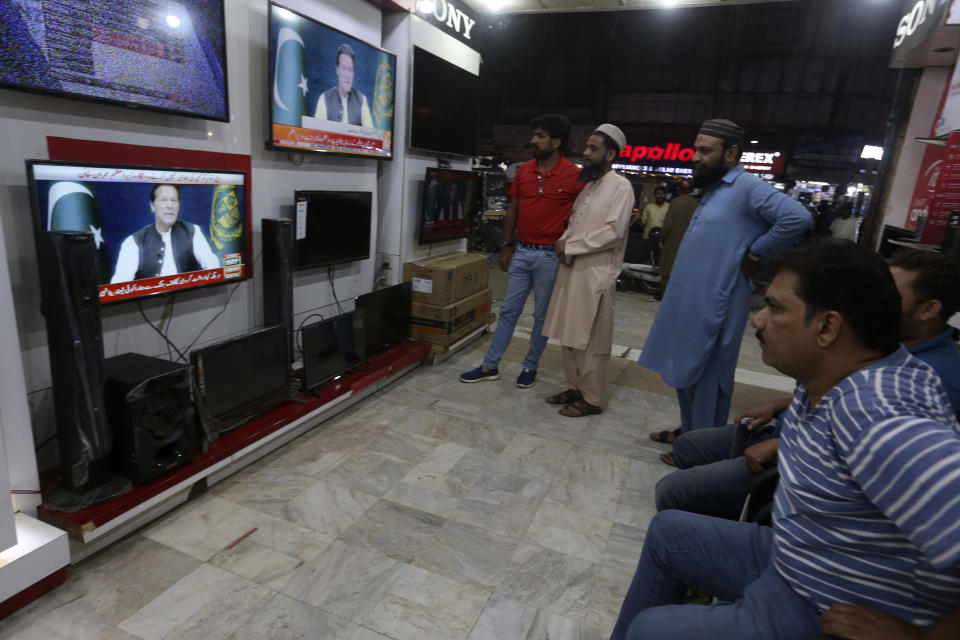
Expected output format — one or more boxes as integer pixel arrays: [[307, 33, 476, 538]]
[[773, 346, 960, 625]]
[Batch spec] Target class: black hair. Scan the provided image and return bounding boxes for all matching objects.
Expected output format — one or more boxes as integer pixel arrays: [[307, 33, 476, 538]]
[[336, 43, 356, 67], [150, 183, 180, 201], [769, 240, 901, 354], [529, 113, 572, 152], [593, 131, 621, 157], [654, 186, 666, 195], [722, 141, 743, 161], [889, 249, 960, 321]]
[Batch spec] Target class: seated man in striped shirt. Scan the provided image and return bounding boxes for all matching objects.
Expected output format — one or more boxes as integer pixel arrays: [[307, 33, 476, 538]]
[[610, 241, 960, 640]]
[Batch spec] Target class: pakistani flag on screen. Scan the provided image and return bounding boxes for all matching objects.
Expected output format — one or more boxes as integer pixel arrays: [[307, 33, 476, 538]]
[[372, 51, 394, 131], [47, 181, 109, 283], [210, 184, 242, 258], [273, 26, 306, 126]]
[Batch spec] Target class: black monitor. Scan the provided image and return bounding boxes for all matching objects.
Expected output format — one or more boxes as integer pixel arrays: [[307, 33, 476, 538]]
[[293, 190, 372, 269], [418, 167, 479, 244], [879, 224, 918, 259], [355, 282, 412, 357], [409, 46, 478, 157], [191, 325, 291, 438], [301, 310, 365, 391]]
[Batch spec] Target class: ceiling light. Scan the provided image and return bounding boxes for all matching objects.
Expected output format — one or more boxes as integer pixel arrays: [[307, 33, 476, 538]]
[[750, 140, 758, 144], [417, 0, 436, 13], [166, 14, 181, 28]]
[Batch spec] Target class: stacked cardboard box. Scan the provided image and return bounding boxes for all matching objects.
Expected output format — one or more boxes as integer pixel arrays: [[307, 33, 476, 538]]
[[403, 253, 493, 351]]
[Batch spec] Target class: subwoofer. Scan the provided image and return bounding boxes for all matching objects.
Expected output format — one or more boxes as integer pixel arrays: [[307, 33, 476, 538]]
[[262, 217, 294, 359]]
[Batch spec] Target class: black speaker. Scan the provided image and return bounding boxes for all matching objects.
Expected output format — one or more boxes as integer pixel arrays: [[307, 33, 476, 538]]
[[36, 231, 112, 492], [103, 353, 195, 484], [262, 217, 294, 358]]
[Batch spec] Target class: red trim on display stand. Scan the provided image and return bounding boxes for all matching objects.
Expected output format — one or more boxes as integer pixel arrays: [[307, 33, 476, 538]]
[[0, 568, 67, 621]]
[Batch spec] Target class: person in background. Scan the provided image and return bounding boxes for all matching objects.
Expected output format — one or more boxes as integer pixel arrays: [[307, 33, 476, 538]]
[[639, 118, 811, 446], [634, 186, 669, 238], [610, 241, 960, 640], [314, 44, 374, 127], [829, 201, 857, 242], [541, 124, 634, 417], [111, 184, 220, 283], [657, 177, 697, 296], [460, 114, 583, 388]]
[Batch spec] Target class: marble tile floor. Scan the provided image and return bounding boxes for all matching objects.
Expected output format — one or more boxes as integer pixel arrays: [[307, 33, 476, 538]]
[[2, 281, 787, 640]]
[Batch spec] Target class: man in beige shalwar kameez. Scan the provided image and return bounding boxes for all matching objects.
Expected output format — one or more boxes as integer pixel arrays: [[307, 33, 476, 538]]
[[542, 124, 635, 417]]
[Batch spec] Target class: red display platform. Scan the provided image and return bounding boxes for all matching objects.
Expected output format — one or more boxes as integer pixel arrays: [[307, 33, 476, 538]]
[[37, 341, 429, 540]]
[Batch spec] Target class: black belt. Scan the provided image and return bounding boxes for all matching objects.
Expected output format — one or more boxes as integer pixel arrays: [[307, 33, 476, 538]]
[[518, 241, 555, 250]]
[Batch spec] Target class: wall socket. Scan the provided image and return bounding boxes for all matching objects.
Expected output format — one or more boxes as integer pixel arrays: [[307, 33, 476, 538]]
[[376, 252, 400, 285]]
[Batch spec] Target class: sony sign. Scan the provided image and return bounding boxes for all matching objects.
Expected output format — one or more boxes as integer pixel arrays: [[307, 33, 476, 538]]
[[894, 0, 939, 48], [890, 0, 949, 67], [416, 0, 479, 47]]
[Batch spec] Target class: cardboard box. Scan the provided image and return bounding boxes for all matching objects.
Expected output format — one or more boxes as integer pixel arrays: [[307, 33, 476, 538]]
[[410, 288, 492, 346], [402, 252, 488, 306], [422, 313, 496, 364]]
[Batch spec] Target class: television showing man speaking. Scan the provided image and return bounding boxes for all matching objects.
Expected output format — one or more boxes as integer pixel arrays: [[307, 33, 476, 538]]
[[268, 2, 396, 159]]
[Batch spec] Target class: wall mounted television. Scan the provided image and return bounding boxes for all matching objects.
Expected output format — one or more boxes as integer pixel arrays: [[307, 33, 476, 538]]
[[293, 190, 372, 269], [418, 167, 478, 244], [409, 46, 478, 157], [355, 282, 412, 357], [301, 309, 365, 391], [191, 325, 291, 439], [0, 0, 228, 121], [26, 160, 250, 304], [268, 2, 396, 159]]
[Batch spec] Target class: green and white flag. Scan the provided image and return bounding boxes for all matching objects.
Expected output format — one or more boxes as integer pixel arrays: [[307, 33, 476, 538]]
[[273, 26, 306, 126], [47, 181, 109, 282]]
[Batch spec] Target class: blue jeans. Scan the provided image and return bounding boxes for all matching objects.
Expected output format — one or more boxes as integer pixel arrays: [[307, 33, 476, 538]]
[[483, 246, 559, 371], [656, 424, 776, 520], [609, 510, 821, 640]]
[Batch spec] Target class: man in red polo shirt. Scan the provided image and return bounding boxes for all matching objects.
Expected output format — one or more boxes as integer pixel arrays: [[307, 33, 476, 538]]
[[461, 114, 584, 388]]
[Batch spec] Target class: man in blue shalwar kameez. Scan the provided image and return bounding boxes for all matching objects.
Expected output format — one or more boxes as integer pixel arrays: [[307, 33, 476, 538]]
[[637, 119, 811, 445]]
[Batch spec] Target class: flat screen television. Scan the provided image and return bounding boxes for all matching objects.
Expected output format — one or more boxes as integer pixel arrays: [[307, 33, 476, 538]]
[[268, 2, 396, 159], [355, 282, 412, 357], [26, 159, 250, 304], [0, 0, 228, 121], [301, 310, 365, 391], [409, 46, 478, 157], [419, 167, 479, 244], [293, 190, 372, 269], [191, 325, 291, 438]]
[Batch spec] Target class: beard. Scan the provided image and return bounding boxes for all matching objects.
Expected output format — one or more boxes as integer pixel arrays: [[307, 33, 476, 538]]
[[578, 157, 605, 183], [692, 157, 728, 189], [530, 144, 552, 160]]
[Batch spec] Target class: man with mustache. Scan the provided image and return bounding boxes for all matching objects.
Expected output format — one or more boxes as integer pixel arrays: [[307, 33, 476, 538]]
[[638, 119, 811, 447], [461, 114, 583, 388], [654, 247, 960, 521], [610, 241, 960, 640], [540, 124, 634, 416]]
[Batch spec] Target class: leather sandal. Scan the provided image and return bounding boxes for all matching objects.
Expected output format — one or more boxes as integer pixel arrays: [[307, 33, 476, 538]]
[[558, 399, 603, 417], [650, 428, 682, 444], [546, 389, 581, 405]]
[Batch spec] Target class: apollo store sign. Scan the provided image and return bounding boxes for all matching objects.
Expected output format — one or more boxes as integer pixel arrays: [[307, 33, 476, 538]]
[[616, 141, 785, 175]]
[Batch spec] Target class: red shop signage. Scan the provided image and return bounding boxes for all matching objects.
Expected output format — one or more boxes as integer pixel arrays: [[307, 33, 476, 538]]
[[620, 143, 694, 164]]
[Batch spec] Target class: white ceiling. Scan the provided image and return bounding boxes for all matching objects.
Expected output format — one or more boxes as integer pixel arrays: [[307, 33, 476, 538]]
[[463, 0, 796, 15]]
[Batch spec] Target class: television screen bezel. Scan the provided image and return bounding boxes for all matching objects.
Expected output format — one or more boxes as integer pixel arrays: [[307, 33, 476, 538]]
[[0, 0, 230, 122], [266, 1, 397, 161], [355, 281, 412, 357], [191, 324, 292, 431], [417, 167, 478, 245], [292, 189, 373, 271], [25, 158, 253, 305], [408, 45, 479, 158], [301, 309, 365, 391]]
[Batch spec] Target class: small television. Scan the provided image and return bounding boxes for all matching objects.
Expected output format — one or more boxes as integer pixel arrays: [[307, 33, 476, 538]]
[[410, 46, 479, 157], [292, 190, 372, 269], [26, 160, 250, 304], [355, 282, 412, 357], [418, 168, 479, 244], [191, 325, 291, 438], [267, 2, 396, 159], [301, 310, 365, 391], [0, 0, 229, 121]]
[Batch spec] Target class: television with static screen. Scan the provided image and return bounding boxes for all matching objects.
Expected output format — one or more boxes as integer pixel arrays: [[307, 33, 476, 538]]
[[418, 167, 479, 244], [409, 46, 478, 157], [191, 325, 291, 438], [293, 190, 372, 269], [268, 2, 396, 159], [0, 0, 228, 121], [301, 309, 364, 391], [26, 159, 250, 304], [355, 282, 412, 357]]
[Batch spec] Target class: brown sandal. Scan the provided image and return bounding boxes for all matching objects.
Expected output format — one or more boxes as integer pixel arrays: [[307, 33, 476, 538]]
[[558, 399, 603, 417], [650, 428, 682, 444], [546, 389, 581, 405]]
